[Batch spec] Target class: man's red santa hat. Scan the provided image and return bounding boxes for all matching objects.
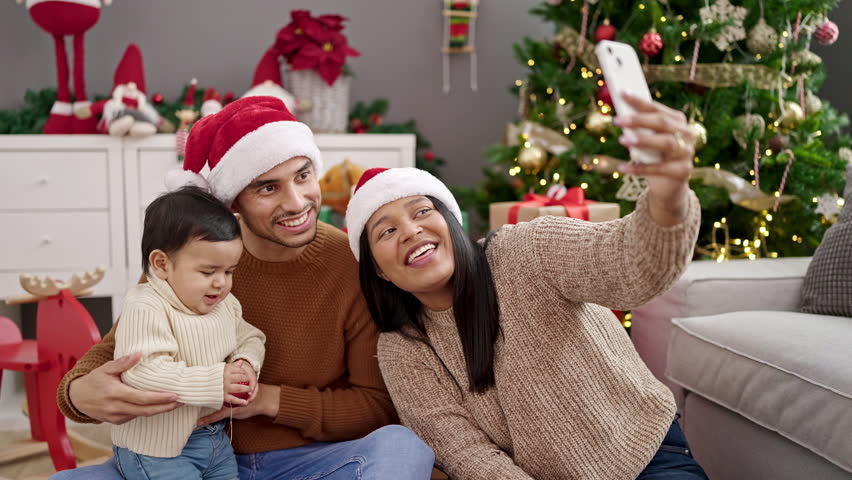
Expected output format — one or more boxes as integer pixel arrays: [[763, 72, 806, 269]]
[[242, 47, 297, 112], [164, 96, 322, 206]]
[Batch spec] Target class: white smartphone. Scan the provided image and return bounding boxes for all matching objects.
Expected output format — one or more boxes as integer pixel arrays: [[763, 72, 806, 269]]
[[594, 40, 661, 164]]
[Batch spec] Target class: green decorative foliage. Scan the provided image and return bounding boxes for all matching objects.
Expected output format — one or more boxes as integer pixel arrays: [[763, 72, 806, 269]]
[[347, 98, 447, 179], [0, 88, 57, 134]]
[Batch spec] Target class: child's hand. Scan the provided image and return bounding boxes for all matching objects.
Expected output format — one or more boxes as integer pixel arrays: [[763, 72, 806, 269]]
[[234, 359, 258, 402], [223, 361, 253, 407]]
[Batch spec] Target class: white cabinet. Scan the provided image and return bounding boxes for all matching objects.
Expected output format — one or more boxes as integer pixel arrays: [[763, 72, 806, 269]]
[[0, 133, 415, 319], [0, 135, 126, 317]]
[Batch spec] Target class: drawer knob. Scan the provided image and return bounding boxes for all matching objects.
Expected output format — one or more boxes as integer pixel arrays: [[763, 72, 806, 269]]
[[41, 236, 52, 245], [38, 177, 49, 185]]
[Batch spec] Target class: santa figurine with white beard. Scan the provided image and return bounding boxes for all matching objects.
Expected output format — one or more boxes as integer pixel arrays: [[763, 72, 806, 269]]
[[242, 47, 299, 113], [89, 43, 162, 137]]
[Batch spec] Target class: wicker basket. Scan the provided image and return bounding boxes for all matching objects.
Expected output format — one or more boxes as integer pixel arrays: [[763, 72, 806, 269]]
[[288, 69, 351, 133]]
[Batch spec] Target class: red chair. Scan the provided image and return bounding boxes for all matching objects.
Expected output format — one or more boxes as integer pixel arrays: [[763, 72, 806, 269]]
[[0, 270, 103, 471]]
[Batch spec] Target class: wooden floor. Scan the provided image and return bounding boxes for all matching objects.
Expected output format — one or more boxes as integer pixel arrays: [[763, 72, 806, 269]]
[[0, 430, 62, 480], [0, 424, 112, 480]]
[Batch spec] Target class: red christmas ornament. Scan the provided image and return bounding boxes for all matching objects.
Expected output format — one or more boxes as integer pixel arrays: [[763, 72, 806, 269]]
[[223, 91, 235, 105], [815, 19, 839, 45], [354, 126, 367, 134], [424, 151, 435, 162], [152, 93, 164, 104], [640, 30, 663, 57], [595, 19, 617, 43], [511, 178, 523, 190], [350, 117, 363, 131], [597, 83, 612, 107], [223, 381, 250, 408], [369, 113, 384, 126]]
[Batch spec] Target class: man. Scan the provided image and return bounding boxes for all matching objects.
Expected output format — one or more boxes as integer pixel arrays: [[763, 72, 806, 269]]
[[51, 97, 435, 480]]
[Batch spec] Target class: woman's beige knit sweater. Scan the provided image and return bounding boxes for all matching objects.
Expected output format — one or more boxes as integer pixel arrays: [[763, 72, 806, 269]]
[[378, 191, 700, 480]]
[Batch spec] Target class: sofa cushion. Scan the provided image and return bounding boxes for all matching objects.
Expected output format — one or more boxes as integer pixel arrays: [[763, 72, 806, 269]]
[[801, 164, 852, 317], [668, 311, 852, 473]]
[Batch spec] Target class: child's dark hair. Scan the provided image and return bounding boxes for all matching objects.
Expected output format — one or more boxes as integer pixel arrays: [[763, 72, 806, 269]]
[[141, 186, 241, 273]]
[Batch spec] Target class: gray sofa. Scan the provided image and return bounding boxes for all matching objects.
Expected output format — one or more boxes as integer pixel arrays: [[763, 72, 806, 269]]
[[632, 257, 852, 479]]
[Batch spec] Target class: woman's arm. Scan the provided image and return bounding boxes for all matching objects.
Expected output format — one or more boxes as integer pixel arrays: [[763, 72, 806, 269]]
[[497, 93, 700, 310], [378, 334, 535, 480], [522, 188, 700, 310]]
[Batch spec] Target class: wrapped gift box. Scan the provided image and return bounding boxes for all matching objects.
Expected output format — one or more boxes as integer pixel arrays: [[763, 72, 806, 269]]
[[489, 187, 620, 231]]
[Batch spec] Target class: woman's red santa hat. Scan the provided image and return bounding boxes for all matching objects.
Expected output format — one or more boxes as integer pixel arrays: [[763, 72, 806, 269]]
[[164, 96, 321, 206], [345, 168, 462, 260]]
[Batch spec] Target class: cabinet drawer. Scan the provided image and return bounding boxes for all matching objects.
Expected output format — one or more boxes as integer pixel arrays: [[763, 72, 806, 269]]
[[0, 211, 111, 270], [0, 151, 110, 209]]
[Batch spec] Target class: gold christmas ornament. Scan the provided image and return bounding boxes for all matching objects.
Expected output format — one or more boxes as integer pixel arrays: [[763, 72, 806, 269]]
[[732, 114, 766, 149], [517, 144, 548, 171], [839, 147, 852, 164], [699, 0, 748, 51], [780, 101, 805, 127], [791, 50, 823, 70], [585, 111, 613, 134], [746, 18, 778, 55], [616, 174, 648, 201], [805, 90, 823, 114], [689, 121, 708, 151], [815, 192, 842, 223]]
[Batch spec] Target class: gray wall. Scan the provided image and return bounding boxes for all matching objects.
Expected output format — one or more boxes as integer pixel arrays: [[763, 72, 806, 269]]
[[1, 1, 849, 187]]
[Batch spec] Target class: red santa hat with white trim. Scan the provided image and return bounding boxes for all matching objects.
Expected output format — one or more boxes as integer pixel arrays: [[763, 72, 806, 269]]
[[345, 167, 462, 260], [164, 95, 321, 206]]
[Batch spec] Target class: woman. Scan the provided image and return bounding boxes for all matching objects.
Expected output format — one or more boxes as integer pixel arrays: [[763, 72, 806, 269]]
[[344, 93, 709, 480]]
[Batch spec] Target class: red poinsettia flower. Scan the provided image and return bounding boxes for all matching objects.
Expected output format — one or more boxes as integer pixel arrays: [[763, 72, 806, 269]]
[[289, 29, 360, 85], [275, 10, 319, 59], [317, 14, 346, 32], [277, 10, 361, 85]]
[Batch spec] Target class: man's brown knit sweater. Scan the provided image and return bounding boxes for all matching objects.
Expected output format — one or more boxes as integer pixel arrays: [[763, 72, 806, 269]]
[[57, 222, 397, 454], [378, 191, 701, 480]]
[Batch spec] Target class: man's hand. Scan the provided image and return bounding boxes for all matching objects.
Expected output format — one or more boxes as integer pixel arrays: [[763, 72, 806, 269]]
[[198, 383, 281, 428], [69, 353, 181, 425]]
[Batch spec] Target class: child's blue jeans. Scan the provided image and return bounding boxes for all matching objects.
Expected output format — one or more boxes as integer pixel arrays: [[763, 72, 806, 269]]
[[113, 420, 237, 480]]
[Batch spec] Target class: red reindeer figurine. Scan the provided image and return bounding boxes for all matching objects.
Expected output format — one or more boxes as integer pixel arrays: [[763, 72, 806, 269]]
[[19, 0, 111, 134]]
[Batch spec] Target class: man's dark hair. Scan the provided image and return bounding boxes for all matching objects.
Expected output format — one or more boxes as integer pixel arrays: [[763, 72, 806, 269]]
[[141, 186, 241, 273]]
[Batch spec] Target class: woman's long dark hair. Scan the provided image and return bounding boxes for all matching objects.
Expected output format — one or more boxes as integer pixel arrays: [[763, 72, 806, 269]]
[[359, 196, 501, 393]]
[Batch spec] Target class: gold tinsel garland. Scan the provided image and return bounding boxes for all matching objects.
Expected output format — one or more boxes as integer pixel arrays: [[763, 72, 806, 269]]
[[554, 27, 805, 89]]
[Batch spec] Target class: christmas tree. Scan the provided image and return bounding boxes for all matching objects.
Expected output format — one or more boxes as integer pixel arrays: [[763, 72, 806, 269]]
[[462, 0, 850, 259]]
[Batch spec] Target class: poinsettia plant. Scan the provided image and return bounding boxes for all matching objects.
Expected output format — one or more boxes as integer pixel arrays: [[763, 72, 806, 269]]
[[275, 10, 361, 86]]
